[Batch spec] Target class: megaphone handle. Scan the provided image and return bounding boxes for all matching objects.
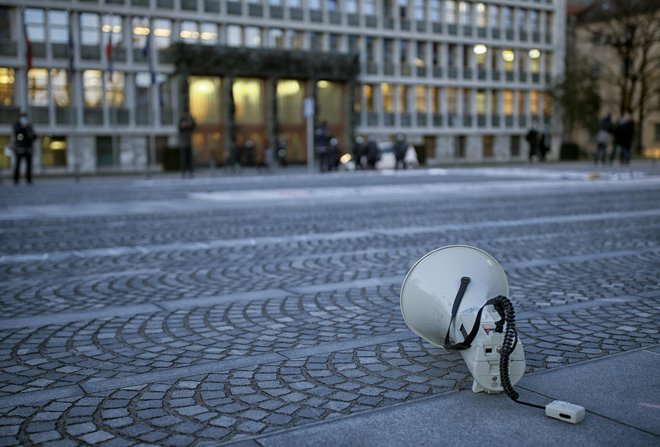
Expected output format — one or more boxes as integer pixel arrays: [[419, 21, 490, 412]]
[[443, 277, 473, 349]]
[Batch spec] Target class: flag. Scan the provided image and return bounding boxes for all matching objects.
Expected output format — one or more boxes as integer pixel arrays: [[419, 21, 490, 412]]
[[67, 21, 75, 74], [23, 16, 32, 70], [105, 31, 113, 76], [142, 29, 156, 85]]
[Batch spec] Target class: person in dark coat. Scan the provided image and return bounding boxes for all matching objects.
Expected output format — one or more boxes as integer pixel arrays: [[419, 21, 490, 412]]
[[393, 133, 408, 170], [615, 111, 634, 165], [594, 113, 612, 165], [352, 136, 365, 170], [366, 135, 380, 170], [178, 112, 196, 178], [525, 123, 539, 163], [12, 111, 37, 184]]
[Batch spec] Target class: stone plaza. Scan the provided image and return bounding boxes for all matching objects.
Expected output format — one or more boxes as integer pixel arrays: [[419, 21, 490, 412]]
[[0, 163, 659, 446]]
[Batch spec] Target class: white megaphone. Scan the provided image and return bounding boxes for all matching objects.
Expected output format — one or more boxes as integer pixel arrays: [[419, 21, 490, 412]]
[[401, 245, 586, 424], [400, 245, 525, 394]]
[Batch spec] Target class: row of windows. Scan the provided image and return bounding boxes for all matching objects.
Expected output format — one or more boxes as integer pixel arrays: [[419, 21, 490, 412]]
[[102, 0, 552, 28], [0, 66, 549, 119], [358, 83, 550, 115], [19, 5, 552, 47]]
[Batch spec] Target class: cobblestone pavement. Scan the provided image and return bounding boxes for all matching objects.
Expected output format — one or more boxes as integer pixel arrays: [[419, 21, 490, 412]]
[[0, 165, 659, 446]]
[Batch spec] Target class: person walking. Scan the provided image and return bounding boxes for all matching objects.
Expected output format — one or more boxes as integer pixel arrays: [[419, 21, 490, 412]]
[[525, 123, 539, 163], [178, 112, 196, 178], [616, 111, 634, 166], [594, 113, 611, 165], [366, 135, 380, 170], [12, 111, 37, 185], [352, 136, 365, 170], [393, 134, 408, 170]]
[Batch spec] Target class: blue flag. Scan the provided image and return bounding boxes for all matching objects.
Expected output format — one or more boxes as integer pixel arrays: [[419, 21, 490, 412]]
[[142, 31, 156, 85]]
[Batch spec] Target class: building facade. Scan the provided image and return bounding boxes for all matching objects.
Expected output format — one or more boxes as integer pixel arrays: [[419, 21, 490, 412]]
[[0, 0, 565, 174]]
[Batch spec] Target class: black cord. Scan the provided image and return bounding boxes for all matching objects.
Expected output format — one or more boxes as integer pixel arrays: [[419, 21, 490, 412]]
[[490, 295, 545, 410]]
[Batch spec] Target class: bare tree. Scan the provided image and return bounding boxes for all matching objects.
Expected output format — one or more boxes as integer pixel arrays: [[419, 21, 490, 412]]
[[580, 0, 660, 154]]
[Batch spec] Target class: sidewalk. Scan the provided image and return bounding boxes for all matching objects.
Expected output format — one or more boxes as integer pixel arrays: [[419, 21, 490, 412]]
[[238, 346, 659, 447]]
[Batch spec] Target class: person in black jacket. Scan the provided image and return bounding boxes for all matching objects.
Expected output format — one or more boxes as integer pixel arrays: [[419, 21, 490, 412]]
[[614, 111, 634, 165], [393, 133, 408, 170], [12, 111, 37, 184]]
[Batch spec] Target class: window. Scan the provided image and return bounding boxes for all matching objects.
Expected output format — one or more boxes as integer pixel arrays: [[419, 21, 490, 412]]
[[446, 1, 457, 24], [81, 13, 100, 45], [414, 0, 425, 21], [364, 0, 376, 15], [106, 72, 124, 107], [132, 17, 150, 49], [28, 68, 48, 106], [363, 84, 374, 112], [328, 0, 339, 12], [489, 5, 499, 28], [153, 19, 171, 48], [381, 82, 393, 112], [398, 0, 408, 19], [346, 0, 358, 14], [529, 49, 540, 73], [476, 3, 486, 27], [308, 0, 321, 9], [288, 0, 301, 6], [490, 91, 498, 114], [268, 28, 284, 48], [432, 42, 440, 66], [310, 32, 322, 51], [0, 7, 11, 40], [430, 0, 440, 21], [544, 92, 552, 117], [102, 15, 122, 46], [432, 87, 440, 113], [384, 39, 394, 64], [416, 42, 426, 66], [511, 135, 520, 157], [245, 27, 261, 47], [503, 90, 513, 115], [48, 10, 68, 44], [399, 85, 408, 112], [83, 70, 103, 107], [459, 2, 470, 25], [25, 8, 45, 42], [476, 89, 486, 114], [503, 7, 513, 29], [502, 49, 515, 72], [0, 68, 15, 106], [447, 87, 457, 113], [530, 10, 539, 31], [530, 90, 539, 115], [285, 30, 303, 49], [482, 135, 494, 158], [348, 35, 359, 53], [455, 135, 465, 158], [517, 9, 526, 30], [329, 33, 341, 52], [474, 44, 487, 67], [415, 85, 426, 112], [448, 44, 457, 67], [41, 136, 67, 167], [463, 88, 471, 114], [366, 37, 376, 62], [180, 21, 199, 43], [227, 25, 242, 47], [518, 90, 525, 115], [51, 69, 69, 107], [399, 40, 409, 64], [200, 23, 218, 44]]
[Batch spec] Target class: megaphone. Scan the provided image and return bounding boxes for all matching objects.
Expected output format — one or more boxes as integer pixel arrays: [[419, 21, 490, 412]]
[[401, 245, 585, 423]]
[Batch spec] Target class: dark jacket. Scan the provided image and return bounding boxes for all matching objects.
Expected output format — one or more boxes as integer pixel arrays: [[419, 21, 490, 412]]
[[178, 116, 196, 149], [13, 121, 37, 154]]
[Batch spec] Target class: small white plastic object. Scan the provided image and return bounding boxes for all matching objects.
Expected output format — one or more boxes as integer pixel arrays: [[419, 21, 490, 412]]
[[545, 400, 586, 424]]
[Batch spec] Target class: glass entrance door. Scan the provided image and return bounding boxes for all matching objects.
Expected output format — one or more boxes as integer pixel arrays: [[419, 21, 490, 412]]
[[233, 78, 266, 165]]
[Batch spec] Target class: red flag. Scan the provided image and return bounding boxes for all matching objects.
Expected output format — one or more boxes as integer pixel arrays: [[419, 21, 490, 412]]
[[23, 22, 32, 70], [105, 32, 113, 75]]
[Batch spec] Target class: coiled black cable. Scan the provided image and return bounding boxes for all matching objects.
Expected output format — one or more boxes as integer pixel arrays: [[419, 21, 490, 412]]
[[490, 295, 545, 410]]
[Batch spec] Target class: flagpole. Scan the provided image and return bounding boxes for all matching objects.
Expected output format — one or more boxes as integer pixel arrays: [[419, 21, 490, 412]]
[[68, 11, 79, 182]]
